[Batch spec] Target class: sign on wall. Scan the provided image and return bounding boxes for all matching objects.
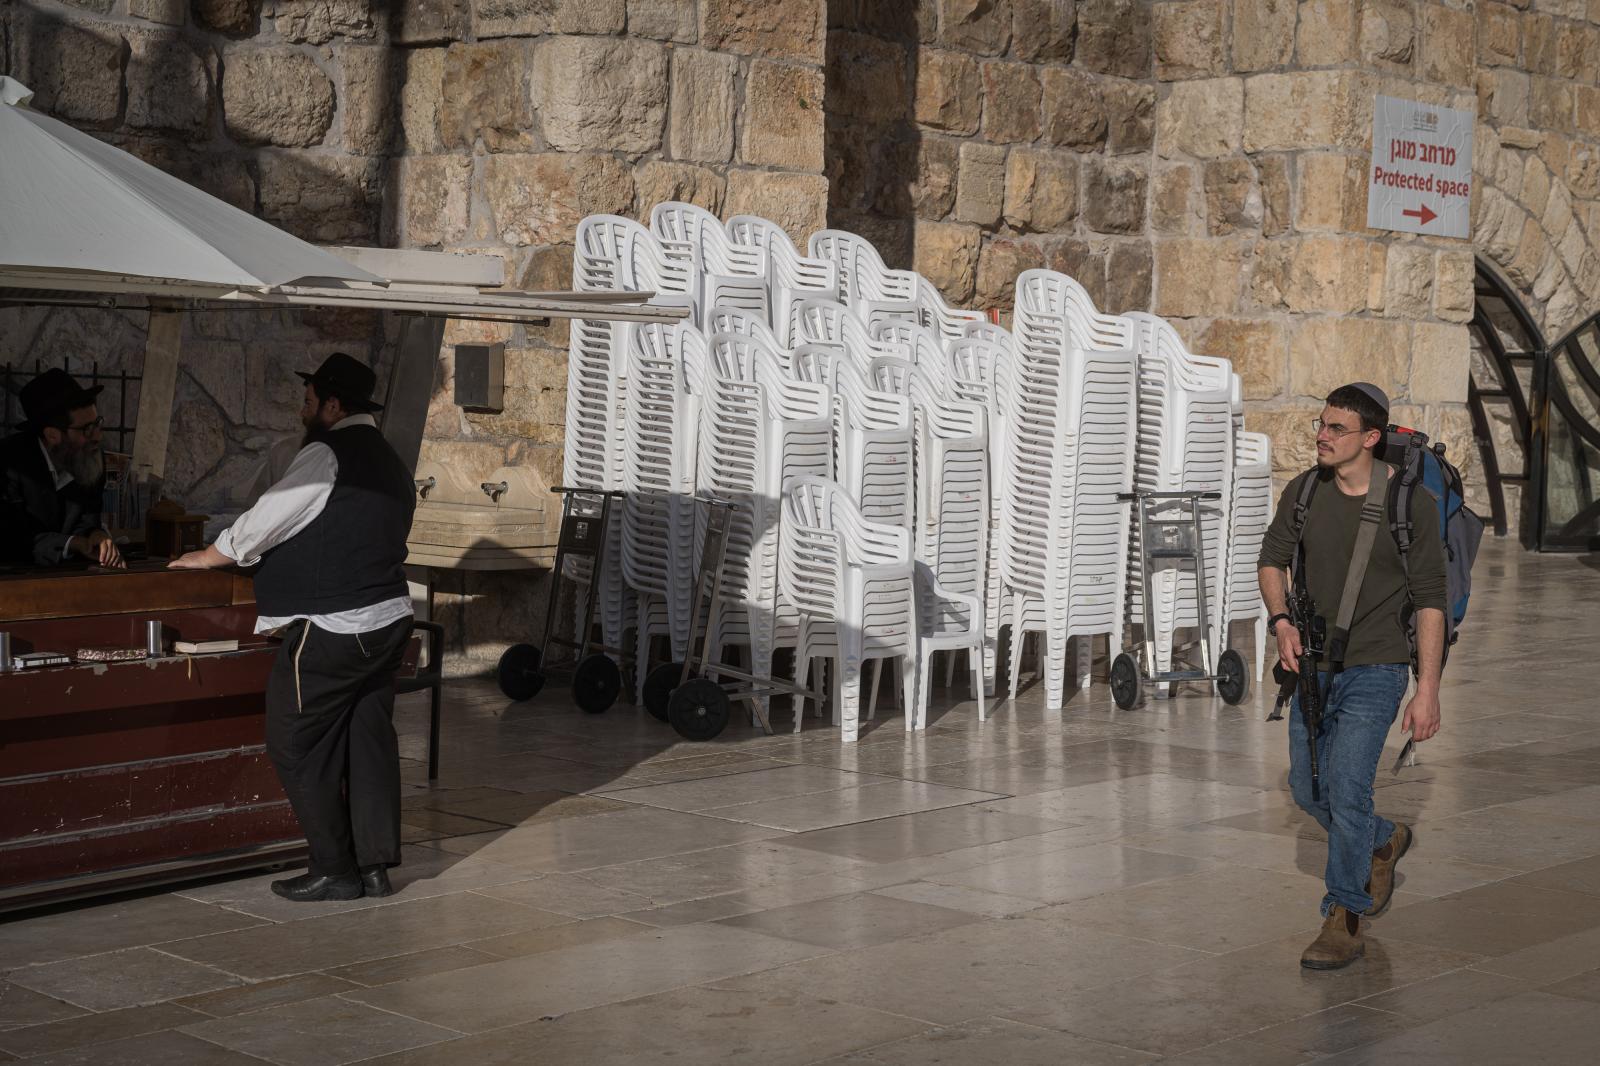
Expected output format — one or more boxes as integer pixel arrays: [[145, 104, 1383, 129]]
[[1367, 95, 1474, 239]]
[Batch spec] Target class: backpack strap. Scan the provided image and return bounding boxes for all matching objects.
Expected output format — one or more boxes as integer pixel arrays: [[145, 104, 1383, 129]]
[[1387, 432, 1426, 559], [1326, 464, 1390, 667], [1289, 468, 1321, 596]]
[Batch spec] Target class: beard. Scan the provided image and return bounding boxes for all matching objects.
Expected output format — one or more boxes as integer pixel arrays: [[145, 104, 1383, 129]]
[[300, 421, 330, 449], [49, 440, 104, 487]]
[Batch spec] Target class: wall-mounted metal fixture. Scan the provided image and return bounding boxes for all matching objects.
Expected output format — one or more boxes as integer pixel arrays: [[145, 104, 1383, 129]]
[[480, 480, 509, 503], [454, 342, 505, 412], [414, 476, 437, 499]]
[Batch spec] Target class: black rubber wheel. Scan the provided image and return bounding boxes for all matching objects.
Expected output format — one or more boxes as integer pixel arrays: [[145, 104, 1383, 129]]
[[497, 643, 545, 702], [1110, 652, 1142, 711], [667, 678, 732, 741], [643, 661, 686, 722], [572, 653, 622, 714], [1217, 648, 1250, 705]]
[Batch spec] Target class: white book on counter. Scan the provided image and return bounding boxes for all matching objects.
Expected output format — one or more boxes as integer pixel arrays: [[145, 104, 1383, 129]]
[[173, 639, 240, 654]]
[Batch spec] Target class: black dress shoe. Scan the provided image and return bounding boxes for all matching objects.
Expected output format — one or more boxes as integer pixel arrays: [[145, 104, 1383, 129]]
[[360, 865, 394, 898], [270, 872, 363, 902]]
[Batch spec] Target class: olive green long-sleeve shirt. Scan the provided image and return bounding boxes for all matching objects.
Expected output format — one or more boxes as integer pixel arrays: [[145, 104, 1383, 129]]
[[1257, 468, 1448, 667]]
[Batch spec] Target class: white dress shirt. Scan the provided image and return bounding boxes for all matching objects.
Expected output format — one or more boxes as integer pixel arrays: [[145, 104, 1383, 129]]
[[215, 414, 413, 636]]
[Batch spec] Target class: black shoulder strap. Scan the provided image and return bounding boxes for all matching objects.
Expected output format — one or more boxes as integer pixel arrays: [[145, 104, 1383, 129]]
[[1388, 434, 1426, 559], [1289, 469, 1321, 595], [1327, 465, 1390, 666]]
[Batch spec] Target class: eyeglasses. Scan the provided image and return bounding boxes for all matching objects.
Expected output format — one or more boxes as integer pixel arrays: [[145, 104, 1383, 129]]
[[1312, 418, 1361, 439], [67, 416, 104, 436]]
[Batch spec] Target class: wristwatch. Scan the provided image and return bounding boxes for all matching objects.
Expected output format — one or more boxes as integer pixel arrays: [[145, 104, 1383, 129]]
[[1267, 612, 1292, 634]]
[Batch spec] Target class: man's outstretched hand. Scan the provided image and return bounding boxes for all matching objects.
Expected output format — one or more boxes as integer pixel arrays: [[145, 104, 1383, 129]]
[[168, 544, 234, 570]]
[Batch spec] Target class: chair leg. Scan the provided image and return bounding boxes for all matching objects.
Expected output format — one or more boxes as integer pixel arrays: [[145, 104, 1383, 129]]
[[970, 646, 986, 722], [427, 683, 441, 782], [905, 653, 922, 731], [839, 658, 861, 742], [865, 658, 881, 721], [916, 649, 931, 731]]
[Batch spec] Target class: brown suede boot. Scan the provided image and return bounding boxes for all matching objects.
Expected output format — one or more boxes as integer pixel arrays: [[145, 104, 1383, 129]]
[[1301, 905, 1364, 970], [1365, 822, 1413, 917]]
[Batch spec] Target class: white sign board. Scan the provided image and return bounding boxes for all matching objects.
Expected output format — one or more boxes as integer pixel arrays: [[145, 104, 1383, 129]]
[[1366, 95, 1473, 239]]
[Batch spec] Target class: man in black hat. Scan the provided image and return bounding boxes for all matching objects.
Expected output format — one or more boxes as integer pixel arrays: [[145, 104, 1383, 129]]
[[0, 368, 124, 569], [171, 353, 417, 902]]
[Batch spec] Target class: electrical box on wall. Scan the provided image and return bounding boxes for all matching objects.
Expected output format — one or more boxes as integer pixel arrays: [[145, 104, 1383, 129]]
[[454, 343, 504, 412]]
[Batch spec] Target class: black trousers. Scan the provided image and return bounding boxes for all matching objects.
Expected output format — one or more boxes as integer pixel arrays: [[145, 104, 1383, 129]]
[[264, 616, 412, 877]]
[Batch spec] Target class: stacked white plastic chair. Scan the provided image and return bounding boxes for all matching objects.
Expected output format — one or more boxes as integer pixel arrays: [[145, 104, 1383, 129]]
[[697, 334, 833, 718], [726, 215, 838, 345], [809, 229, 918, 311], [1005, 270, 1140, 710], [708, 305, 791, 373], [651, 202, 769, 329], [621, 321, 708, 701], [780, 476, 917, 742], [788, 297, 903, 369], [1124, 312, 1235, 680], [569, 215, 696, 663], [1225, 428, 1274, 681], [790, 344, 915, 529]]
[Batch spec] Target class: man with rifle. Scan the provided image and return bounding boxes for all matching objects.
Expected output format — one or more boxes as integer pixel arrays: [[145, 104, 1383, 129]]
[[1257, 383, 1447, 970]]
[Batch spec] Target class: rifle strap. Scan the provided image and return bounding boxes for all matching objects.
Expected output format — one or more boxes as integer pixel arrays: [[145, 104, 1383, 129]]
[[1327, 464, 1390, 665]]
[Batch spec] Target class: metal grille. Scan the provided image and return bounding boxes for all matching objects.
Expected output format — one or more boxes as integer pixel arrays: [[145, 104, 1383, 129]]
[[0, 359, 140, 453]]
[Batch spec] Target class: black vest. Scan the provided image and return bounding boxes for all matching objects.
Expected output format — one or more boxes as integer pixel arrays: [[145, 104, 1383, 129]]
[[253, 424, 415, 617]]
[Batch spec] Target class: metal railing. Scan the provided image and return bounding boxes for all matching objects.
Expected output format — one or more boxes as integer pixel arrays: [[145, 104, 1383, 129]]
[[0, 359, 139, 453]]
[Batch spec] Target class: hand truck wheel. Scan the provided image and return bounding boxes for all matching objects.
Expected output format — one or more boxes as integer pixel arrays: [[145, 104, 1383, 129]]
[[667, 678, 731, 741], [497, 643, 545, 702], [1110, 652, 1142, 711], [643, 661, 685, 722], [1216, 648, 1250, 706], [572, 653, 622, 714]]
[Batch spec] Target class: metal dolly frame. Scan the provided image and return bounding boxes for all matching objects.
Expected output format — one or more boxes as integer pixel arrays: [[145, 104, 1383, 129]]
[[496, 487, 633, 714], [639, 496, 828, 742], [1110, 490, 1250, 710]]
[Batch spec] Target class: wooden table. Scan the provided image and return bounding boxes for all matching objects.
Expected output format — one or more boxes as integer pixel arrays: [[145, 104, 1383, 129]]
[[0, 563, 306, 911]]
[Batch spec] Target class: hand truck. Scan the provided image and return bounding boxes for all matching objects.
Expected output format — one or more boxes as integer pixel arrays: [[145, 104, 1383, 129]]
[[1110, 490, 1249, 711]]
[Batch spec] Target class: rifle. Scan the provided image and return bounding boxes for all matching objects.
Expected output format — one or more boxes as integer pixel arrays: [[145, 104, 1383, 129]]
[[1267, 590, 1329, 801]]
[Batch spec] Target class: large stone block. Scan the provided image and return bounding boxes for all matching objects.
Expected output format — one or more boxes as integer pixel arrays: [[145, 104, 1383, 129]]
[[1481, 68, 1531, 127], [911, 135, 961, 219], [1104, 240, 1153, 313], [1476, 4, 1521, 68], [1383, 242, 1434, 319], [535, 36, 668, 153], [1152, 164, 1201, 236], [1359, 1, 1414, 66], [398, 48, 446, 153], [1011, 0, 1076, 62], [223, 48, 332, 147], [1568, 143, 1600, 199], [1577, 85, 1600, 137], [1285, 235, 1371, 314], [1244, 70, 1373, 153], [1156, 77, 1242, 159], [1204, 159, 1261, 236], [725, 170, 828, 248], [129, 0, 186, 25], [121, 139, 255, 211], [1083, 156, 1147, 236], [1524, 12, 1559, 76], [1154, 238, 1244, 317], [941, 0, 1012, 55], [392, 0, 466, 44], [441, 40, 536, 153], [1154, 0, 1225, 81], [669, 47, 737, 163], [701, 0, 825, 62], [8, 15, 125, 127], [255, 151, 381, 243], [1048, 237, 1108, 306], [955, 141, 1008, 226], [474, 0, 625, 37], [976, 237, 1047, 308], [1077, 0, 1152, 78], [391, 154, 471, 248], [1296, 0, 1357, 64], [1233, 0, 1294, 72], [1196, 317, 1286, 399], [915, 49, 981, 134], [1558, 23, 1600, 81], [336, 45, 390, 156], [273, 0, 374, 44], [636, 161, 726, 216], [1104, 81, 1156, 154], [981, 60, 1041, 144], [483, 153, 634, 246], [1004, 148, 1079, 232], [1421, 4, 1474, 86], [1245, 407, 1318, 475], [742, 60, 824, 170], [195, 0, 256, 34], [1409, 323, 1471, 404], [912, 219, 981, 303], [1294, 152, 1362, 231], [1531, 76, 1575, 133], [629, 0, 698, 42], [1041, 68, 1108, 149], [127, 29, 214, 137], [1288, 317, 1408, 400], [1259, 154, 1290, 236], [828, 31, 911, 124], [1432, 248, 1476, 324]]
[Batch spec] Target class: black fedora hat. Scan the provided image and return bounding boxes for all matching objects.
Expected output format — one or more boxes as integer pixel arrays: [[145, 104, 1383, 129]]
[[295, 352, 383, 412], [20, 368, 104, 430]]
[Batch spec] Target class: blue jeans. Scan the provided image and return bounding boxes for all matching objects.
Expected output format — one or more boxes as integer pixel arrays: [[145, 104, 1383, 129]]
[[1288, 662, 1410, 916]]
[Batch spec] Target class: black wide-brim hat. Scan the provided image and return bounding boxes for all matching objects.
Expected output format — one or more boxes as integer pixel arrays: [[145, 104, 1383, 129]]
[[20, 368, 104, 430], [296, 351, 383, 412]]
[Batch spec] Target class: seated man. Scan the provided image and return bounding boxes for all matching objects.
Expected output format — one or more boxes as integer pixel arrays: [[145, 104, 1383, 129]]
[[0, 368, 124, 569]]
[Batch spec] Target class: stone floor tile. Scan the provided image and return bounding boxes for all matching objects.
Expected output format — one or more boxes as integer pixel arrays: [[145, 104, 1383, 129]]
[[820, 1016, 1156, 1065], [465, 916, 654, 959], [698, 780, 1006, 832], [0, 1002, 205, 1058], [181, 996, 458, 1065], [600, 764, 887, 812], [1509, 854, 1600, 897], [177, 974, 362, 1018], [7, 946, 241, 1011], [469, 873, 656, 918], [405, 788, 629, 826], [929, 843, 1214, 905], [345, 923, 829, 1032], [1248, 1003, 1419, 1055], [1151, 1037, 1318, 1065], [22, 1030, 275, 1066], [714, 892, 979, 950], [0, 896, 265, 970], [1540, 966, 1600, 1003], [1351, 967, 1529, 1022], [0, 983, 85, 1028], [1309, 991, 1600, 1065], [360, 985, 926, 1066], [574, 838, 873, 907], [1407, 807, 1600, 871], [614, 894, 765, 927], [1376, 881, 1600, 958], [773, 805, 1078, 865], [1470, 924, 1600, 983], [982, 774, 1278, 829], [865, 880, 1047, 919], [322, 944, 501, 987]]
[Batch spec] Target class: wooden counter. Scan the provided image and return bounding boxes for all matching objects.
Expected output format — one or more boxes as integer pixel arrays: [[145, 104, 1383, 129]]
[[0, 563, 306, 911]]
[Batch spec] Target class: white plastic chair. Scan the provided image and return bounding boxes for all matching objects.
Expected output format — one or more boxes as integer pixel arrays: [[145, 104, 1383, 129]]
[[726, 214, 838, 346], [651, 201, 769, 328]]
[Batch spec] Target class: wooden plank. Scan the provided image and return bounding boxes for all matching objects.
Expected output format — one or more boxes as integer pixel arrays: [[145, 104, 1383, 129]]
[[130, 308, 183, 480], [322, 246, 506, 287], [0, 565, 242, 622]]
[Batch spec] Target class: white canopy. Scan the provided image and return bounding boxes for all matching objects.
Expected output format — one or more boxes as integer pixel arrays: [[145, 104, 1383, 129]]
[[0, 76, 382, 289]]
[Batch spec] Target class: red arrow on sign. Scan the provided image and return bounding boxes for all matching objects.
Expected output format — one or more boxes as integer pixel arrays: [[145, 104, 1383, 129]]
[[1402, 204, 1437, 225]]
